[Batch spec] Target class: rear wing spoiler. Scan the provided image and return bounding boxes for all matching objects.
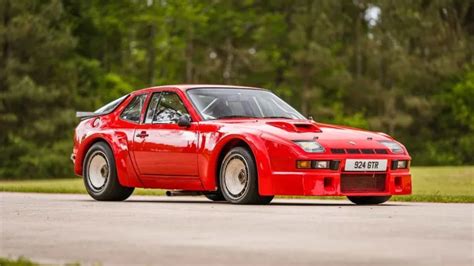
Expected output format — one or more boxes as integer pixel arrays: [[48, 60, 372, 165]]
[[76, 112, 101, 120]]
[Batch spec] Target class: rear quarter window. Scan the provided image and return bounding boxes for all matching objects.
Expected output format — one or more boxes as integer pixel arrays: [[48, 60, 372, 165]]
[[120, 94, 147, 123], [94, 95, 129, 114]]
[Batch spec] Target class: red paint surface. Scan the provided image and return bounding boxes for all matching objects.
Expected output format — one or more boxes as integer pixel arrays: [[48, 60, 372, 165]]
[[73, 85, 412, 196]]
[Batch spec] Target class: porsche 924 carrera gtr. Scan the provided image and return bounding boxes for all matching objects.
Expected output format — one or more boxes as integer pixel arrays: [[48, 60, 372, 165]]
[[72, 85, 412, 204]]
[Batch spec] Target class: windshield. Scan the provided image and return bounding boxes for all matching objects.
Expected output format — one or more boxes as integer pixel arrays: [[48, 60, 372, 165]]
[[94, 94, 129, 114], [187, 88, 305, 120]]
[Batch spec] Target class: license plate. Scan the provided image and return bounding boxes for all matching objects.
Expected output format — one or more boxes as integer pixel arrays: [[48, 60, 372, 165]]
[[344, 159, 387, 171]]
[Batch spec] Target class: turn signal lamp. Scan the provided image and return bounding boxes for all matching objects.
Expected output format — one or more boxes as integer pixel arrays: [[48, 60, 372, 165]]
[[296, 160, 312, 169], [296, 160, 340, 170]]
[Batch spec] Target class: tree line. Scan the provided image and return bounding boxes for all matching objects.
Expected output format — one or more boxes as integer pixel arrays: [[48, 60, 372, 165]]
[[0, 0, 473, 178]]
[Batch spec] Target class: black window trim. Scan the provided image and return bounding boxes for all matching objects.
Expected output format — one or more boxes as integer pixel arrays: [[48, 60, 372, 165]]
[[143, 91, 162, 124]]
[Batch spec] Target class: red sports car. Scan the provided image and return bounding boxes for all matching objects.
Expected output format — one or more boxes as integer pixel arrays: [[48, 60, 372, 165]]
[[72, 85, 412, 204]]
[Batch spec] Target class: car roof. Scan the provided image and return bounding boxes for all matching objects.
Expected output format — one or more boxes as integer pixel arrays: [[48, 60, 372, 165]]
[[133, 84, 264, 94]]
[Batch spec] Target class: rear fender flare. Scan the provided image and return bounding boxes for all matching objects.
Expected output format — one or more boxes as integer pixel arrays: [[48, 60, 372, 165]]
[[75, 131, 142, 187]]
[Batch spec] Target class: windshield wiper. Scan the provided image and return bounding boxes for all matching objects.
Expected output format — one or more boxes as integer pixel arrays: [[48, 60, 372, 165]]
[[216, 115, 258, 119], [263, 116, 293, 119], [213, 115, 294, 120]]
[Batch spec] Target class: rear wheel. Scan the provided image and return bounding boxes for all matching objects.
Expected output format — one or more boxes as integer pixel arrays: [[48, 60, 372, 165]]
[[83, 142, 134, 201], [219, 147, 273, 204], [347, 196, 391, 205]]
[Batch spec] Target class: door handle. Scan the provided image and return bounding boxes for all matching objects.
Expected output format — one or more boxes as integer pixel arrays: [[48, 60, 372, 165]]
[[136, 131, 149, 138]]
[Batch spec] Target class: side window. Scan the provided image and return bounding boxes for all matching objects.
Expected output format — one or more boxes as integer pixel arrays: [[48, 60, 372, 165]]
[[120, 94, 147, 123], [153, 92, 189, 123], [144, 93, 161, 124]]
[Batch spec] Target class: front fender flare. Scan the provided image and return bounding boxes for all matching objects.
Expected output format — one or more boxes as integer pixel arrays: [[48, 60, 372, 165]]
[[204, 133, 274, 195]]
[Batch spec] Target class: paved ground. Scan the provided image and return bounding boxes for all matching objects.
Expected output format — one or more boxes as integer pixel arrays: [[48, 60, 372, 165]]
[[1, 193, 473, 265]]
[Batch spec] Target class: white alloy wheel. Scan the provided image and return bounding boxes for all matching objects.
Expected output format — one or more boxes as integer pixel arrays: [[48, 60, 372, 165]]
[[219, 146, 274, 204], [87, 151, 109, 190], [223, 154, 249, 199]]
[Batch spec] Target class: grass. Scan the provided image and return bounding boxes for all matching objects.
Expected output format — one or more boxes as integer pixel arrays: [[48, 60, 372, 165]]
[[0, 178, 165, 196], [391, 166, 473, 203], [0, 166, 472, 203], [0, 257, 80, 266], [0, 257, 38, 266]]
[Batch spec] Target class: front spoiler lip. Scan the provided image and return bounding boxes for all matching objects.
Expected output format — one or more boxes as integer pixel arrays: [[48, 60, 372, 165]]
[[269, 171, 412, 196]]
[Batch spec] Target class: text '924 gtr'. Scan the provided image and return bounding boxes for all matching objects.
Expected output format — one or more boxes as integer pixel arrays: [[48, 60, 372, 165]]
[[72, 85, 412, 205]]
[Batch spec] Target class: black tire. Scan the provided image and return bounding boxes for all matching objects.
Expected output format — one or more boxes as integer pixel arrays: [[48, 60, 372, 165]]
[[83, 142, 134, 201], [347, 196, 391, 205], [256, 195, 274, 205], [204, 191, 226, 202], [219, 147, 274, 204]]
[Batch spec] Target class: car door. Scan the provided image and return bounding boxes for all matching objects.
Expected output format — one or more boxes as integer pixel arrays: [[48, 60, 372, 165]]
[[132, 91, 199, 176]]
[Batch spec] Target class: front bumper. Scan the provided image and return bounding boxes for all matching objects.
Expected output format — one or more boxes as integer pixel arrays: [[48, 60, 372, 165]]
[[270, 170, 412, 196]]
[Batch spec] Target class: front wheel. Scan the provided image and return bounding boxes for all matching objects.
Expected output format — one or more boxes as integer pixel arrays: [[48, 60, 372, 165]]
[[83, 142, 134, 201], [219, 147, 273, 204], [347, 196, 391, 205], [204, 191, 226, 202]]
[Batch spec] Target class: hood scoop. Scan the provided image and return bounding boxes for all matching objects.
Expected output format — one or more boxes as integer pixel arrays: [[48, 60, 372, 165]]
[[267, 121, 322, 133]]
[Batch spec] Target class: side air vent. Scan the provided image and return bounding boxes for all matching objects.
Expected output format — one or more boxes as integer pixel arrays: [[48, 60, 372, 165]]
[[330, 148, 345, 154], [375, 149, 388, 154], [330, 148, 389, 154], [346, 149, 360, 154], [361, 149, 375, 154]]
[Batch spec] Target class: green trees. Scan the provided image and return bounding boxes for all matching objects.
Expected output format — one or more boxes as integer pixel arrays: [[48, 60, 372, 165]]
[[429, 69, 474, 165], [0, 0, 76, 177], [0, 0, 472, 178]]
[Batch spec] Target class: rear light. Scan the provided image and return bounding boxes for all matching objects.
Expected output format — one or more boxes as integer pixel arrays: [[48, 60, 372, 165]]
[[296, 160, 340, 170]]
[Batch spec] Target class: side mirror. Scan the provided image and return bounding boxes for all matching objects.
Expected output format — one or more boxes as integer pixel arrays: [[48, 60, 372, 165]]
[[177, 114, 191, 127]]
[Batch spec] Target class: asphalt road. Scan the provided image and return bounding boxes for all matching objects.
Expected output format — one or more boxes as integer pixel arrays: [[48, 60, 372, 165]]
[[1, 193, 473, 265]]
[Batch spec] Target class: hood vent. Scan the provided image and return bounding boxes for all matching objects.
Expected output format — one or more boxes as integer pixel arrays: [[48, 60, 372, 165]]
[[267, 121, 321, 133], [294, 123, 319, 131]]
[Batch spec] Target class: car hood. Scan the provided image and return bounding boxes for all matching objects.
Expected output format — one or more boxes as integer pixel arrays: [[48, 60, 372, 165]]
[[205, 119, 396, 149]]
